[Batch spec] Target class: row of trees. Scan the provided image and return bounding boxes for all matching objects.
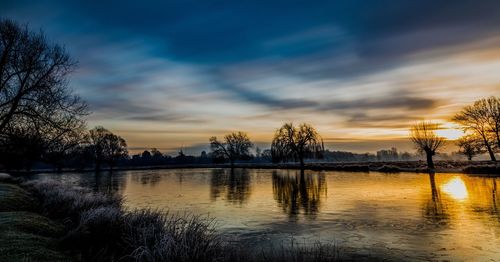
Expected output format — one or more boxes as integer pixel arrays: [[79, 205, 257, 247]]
[[210, 123, 324, 169], [411, 96, 500, 170]]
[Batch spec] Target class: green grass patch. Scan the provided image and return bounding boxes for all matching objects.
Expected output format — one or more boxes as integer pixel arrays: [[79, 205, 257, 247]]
[[0, 230, 72, 262], [0, 183, 36, 212], [0, 181, 73, 261], [0, 211, 65, 237]]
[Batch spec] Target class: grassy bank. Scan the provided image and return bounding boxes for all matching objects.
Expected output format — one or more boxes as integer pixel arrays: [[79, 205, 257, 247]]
[[0, 175, 72, 261], [0, 174, 343, 262]]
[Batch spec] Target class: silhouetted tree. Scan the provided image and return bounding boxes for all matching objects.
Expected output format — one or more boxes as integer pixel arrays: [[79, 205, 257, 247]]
[[0, 19, 87, 135], [484, 97, 500, 149], [0, 19, 87, 171], [151, 148, 162, 158], [0, 125, 45, 171], [453, 97, 499, 161], [87, 126, 128, 171], [209, 131, 253, 167], [141, 150, 152, 159], [271, 123, 324, 168], [410, 122, 445, 170], [103, 132, 128, 169], [456, 135, 484, 161], [44, 128, 86, 171], [261, 149, 272, 162]]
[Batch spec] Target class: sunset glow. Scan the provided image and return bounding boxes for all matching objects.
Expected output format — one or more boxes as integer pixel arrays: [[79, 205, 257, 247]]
[[436, 123, 464, 141], [2, 1, 499, 154]]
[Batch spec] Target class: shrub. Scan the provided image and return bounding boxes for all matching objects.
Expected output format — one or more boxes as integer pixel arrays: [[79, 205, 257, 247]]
[[125, 210, 223, 262], [24, 180, 122, 226]]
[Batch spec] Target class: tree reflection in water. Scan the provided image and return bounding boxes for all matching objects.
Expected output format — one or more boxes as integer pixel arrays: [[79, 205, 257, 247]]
[[92, 171, 126, 195], [210, 168, 251, 204], [492, 180, 498, 217], [467, 178, 500, 220], [272, 170, 327, 219], [132, 171, 162, 186], [423, 172, 448, 224]]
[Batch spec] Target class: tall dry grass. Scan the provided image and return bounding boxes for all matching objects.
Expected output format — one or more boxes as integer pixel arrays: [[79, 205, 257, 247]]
[[23, 179, 341, 261]]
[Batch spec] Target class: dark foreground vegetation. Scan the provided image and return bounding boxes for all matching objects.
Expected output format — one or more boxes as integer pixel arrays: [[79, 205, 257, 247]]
[[0, 174, 341, 262]]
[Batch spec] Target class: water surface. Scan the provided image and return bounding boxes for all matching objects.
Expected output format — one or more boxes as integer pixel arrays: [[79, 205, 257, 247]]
[[33, 169, 500, 261]]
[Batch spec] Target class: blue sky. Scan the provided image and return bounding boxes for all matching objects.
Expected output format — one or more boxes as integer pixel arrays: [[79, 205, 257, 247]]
[[2, 1, 500, 154]]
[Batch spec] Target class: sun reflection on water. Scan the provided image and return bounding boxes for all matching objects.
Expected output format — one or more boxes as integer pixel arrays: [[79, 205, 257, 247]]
[[441, 177, 468, 201]]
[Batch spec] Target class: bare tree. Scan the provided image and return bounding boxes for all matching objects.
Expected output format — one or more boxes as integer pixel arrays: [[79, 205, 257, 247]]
[[0, 19, 87, 170], [209, 131, 253, 167], [456, 135, 484, 161], [453, 97, 498, 161], [103, 132, 128, 170], [410, 122, 445, 170], [271, 123, 324, 169], [485, 96, 500, 149], [87, 126, 128, 171], [0, 19, 87, 134]]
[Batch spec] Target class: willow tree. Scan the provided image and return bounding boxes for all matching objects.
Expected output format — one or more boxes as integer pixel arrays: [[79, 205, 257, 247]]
[[209, 131, 253, 167], [410, 122, 445, 170], [453, 97, 499, 161], [271, 123, 324, 168]]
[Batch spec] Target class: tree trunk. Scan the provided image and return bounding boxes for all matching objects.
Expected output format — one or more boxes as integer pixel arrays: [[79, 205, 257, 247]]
[[299, 157, 304, 170], [496, 132, 500, 149], [485, 143, 497, 161], [426, 150, 435, 170]]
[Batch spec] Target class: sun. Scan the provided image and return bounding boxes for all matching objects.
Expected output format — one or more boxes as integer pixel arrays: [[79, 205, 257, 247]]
[[441, 177, 468, 201], [436, 122, 464, 140]]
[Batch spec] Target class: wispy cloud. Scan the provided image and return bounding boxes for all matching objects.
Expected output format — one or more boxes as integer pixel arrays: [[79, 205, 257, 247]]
[[2, 0, 500, 153]]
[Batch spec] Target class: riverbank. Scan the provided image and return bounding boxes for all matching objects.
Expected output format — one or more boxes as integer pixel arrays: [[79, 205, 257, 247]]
[[6, 160, 500, 175], [0, 174, 72, 261], [0, 173, 344, 262]]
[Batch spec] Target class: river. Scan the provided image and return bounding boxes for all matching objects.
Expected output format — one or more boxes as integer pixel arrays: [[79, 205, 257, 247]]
[[30, 168, 500, 261]]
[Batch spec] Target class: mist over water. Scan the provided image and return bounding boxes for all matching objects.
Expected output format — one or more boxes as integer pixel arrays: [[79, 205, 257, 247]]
[[32, 169, 500, 260]]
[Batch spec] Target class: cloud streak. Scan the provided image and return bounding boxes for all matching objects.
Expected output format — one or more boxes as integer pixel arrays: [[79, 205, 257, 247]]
[[2, 0, 500, 152]]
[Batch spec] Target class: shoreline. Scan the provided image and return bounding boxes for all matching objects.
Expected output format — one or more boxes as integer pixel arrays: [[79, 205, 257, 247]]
[[5, 160, 500, 176]]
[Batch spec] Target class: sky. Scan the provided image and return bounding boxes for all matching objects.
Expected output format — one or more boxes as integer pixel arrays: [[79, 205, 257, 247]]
[[2, 1, 500, 154]]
